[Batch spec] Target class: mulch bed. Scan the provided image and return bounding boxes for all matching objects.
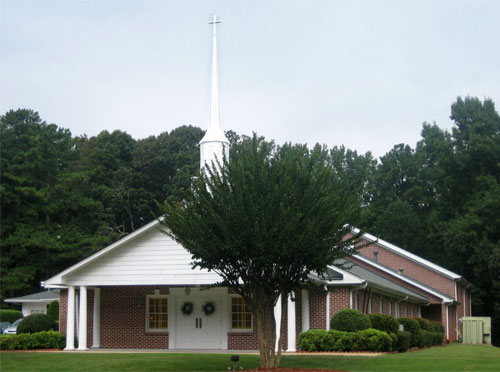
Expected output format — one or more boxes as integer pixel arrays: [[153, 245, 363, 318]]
[[241, 369, 345, 372]]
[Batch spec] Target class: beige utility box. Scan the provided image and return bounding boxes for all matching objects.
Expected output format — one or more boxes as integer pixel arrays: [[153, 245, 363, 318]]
[[461, 317, 491, 344]]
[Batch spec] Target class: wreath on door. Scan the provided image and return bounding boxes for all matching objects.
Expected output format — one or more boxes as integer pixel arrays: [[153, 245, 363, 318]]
[[202, 301, 215, 316], [181, 301, 194, 315]]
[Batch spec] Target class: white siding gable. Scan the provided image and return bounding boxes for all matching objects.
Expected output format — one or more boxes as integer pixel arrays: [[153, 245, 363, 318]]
[[62, 226, 223, 286]]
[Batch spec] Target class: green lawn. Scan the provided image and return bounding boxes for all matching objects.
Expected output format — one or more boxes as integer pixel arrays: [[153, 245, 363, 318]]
[[1, 344, 499, 372]]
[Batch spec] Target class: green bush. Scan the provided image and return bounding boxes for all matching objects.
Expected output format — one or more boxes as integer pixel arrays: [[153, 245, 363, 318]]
[[388, 332, 398, 351], [46, 301, 59, 322], [398, 318, 420, 347], [17, 314, 56, 334], [330, 309, 371, 332], [298, 328, 392, 352], [0, 331, 65, 350], [0, 309, 23, 323], [367, 313, 400, 334], [414, 317, 433, 331], [298, 329, 327, 351], [396, 330, 411, 352], [431, 320, 445, 333], [356, 328, 393, 351], [321, 330, 349, 351]]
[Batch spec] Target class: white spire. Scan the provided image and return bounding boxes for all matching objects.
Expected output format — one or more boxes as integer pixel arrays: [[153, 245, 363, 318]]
[[200, 14, 229, 171]]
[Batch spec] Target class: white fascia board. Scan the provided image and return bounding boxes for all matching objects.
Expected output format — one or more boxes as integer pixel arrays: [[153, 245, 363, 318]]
[[4, 299, 58, 304], [352, 228, 461, 280], [43, 218, 165, 286], [354, 254, 454, 304]]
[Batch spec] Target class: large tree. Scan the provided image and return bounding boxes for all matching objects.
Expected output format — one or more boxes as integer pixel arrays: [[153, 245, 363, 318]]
[[161, 135, 361, 367]]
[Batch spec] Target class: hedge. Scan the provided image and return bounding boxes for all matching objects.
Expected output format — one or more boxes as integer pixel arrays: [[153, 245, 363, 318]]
[[0, 310, 23, 323], [330, 309, 371, 332], [396, 330, 411, 352], [298, 328, 393, 352], [367, 313, 399, 334], [17, 314, 56, 334], [417, 329, 444, 348], [0, 331, 65, 350], [414, 317, 433, 331], [398, 317, 420, 347]]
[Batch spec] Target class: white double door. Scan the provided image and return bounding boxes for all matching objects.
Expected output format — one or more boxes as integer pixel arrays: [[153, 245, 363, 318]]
[[175, 296, 225, 349]]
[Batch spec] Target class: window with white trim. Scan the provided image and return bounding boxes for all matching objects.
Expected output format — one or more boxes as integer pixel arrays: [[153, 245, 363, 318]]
[[231, 296, 252, 330], [147, 296, 168, 331]]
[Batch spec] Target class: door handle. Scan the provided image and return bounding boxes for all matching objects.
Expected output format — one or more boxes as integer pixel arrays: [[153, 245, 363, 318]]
[[199, 318, 202, 329], [196, 318, 198, 328]]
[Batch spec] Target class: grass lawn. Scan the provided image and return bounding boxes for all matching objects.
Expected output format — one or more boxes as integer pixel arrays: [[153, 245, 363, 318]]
[[1, 344, 499, 372]]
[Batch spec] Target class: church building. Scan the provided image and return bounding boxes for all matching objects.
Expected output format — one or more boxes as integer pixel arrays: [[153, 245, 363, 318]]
[[42, 16, 471, 351]]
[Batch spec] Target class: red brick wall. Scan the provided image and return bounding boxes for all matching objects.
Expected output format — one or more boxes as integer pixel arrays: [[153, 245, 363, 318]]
[[100, 286, 169, 349], [358, 240, 456, 298], [309, 287, 327, 329], [328, 287, 351, 317]]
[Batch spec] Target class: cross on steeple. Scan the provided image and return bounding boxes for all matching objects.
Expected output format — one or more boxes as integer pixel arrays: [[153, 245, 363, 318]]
[[208, 15, 221, 36]]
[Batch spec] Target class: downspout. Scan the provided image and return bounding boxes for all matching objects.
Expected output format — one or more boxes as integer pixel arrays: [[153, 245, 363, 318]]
[[324, 286, 330, 330], [446, 304, 450, 341]]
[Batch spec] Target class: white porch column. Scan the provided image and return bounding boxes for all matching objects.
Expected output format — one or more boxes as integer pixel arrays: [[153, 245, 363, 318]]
[[65, 286, 75, 350], [92, 288, 101, 348], [78, 286, 88, 350], [301, 289, 309, 332], [286, 292, 296, 352], [274, 294, 282, 352], [325, 290, 330, 330]]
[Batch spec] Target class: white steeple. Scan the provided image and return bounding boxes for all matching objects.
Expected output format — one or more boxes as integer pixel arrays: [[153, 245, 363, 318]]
[[200, 14, 229, 171]]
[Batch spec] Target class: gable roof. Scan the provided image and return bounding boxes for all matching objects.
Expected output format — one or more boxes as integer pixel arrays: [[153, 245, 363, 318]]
[[43, 218, 225, 287], [353, 254, 455, 304], [5, 290, 60, 303], [353, 228, 461, 280], [43, 218, 165, 287]]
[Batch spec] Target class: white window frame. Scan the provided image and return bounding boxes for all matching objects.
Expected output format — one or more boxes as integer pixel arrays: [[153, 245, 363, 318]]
[[146, 295, 169, 332], [229, 295, 253, 332]]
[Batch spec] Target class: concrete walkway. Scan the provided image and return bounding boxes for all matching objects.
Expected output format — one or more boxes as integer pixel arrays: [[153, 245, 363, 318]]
[[62, 349, 381, 356]]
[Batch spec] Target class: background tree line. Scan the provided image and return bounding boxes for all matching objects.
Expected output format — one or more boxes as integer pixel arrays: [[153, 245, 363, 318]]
[[1, 96, 498, 345]]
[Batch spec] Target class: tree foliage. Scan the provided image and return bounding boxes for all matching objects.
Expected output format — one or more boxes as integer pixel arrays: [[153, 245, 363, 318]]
[[161, 134, 361, 367], [0, 109, 203, 303]]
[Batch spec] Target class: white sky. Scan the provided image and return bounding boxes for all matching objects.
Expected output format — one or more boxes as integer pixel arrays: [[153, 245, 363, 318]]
[[1, 0, 499, 158]]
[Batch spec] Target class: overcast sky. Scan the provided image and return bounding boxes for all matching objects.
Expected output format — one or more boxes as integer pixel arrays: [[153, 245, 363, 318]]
[[1, 0, 499, 158]]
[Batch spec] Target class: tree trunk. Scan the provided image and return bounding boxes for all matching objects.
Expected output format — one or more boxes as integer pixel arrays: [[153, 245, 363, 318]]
[[275, 292, 287, 367]]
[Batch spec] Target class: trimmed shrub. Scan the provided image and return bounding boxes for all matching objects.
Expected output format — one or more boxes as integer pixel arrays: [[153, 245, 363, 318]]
[[356, 329, 393, 352], [0, 330, 65, 350], [388, 332, 398, 351], [431, 321, 445, 333], [368, 313, 399, 334], [46, 301, 59, 322], [0, 309, 23, 323], [298, 329, 328, 351], [321, 330, 349, 351], [396, 330, 411, 352], [298, 328, 392, 352], [417, 329, 433, 348], [398, 317, 420, 347], [414, 317, 433, 331], [17, 314, 56, 334], [330, 309, 371, 332]]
